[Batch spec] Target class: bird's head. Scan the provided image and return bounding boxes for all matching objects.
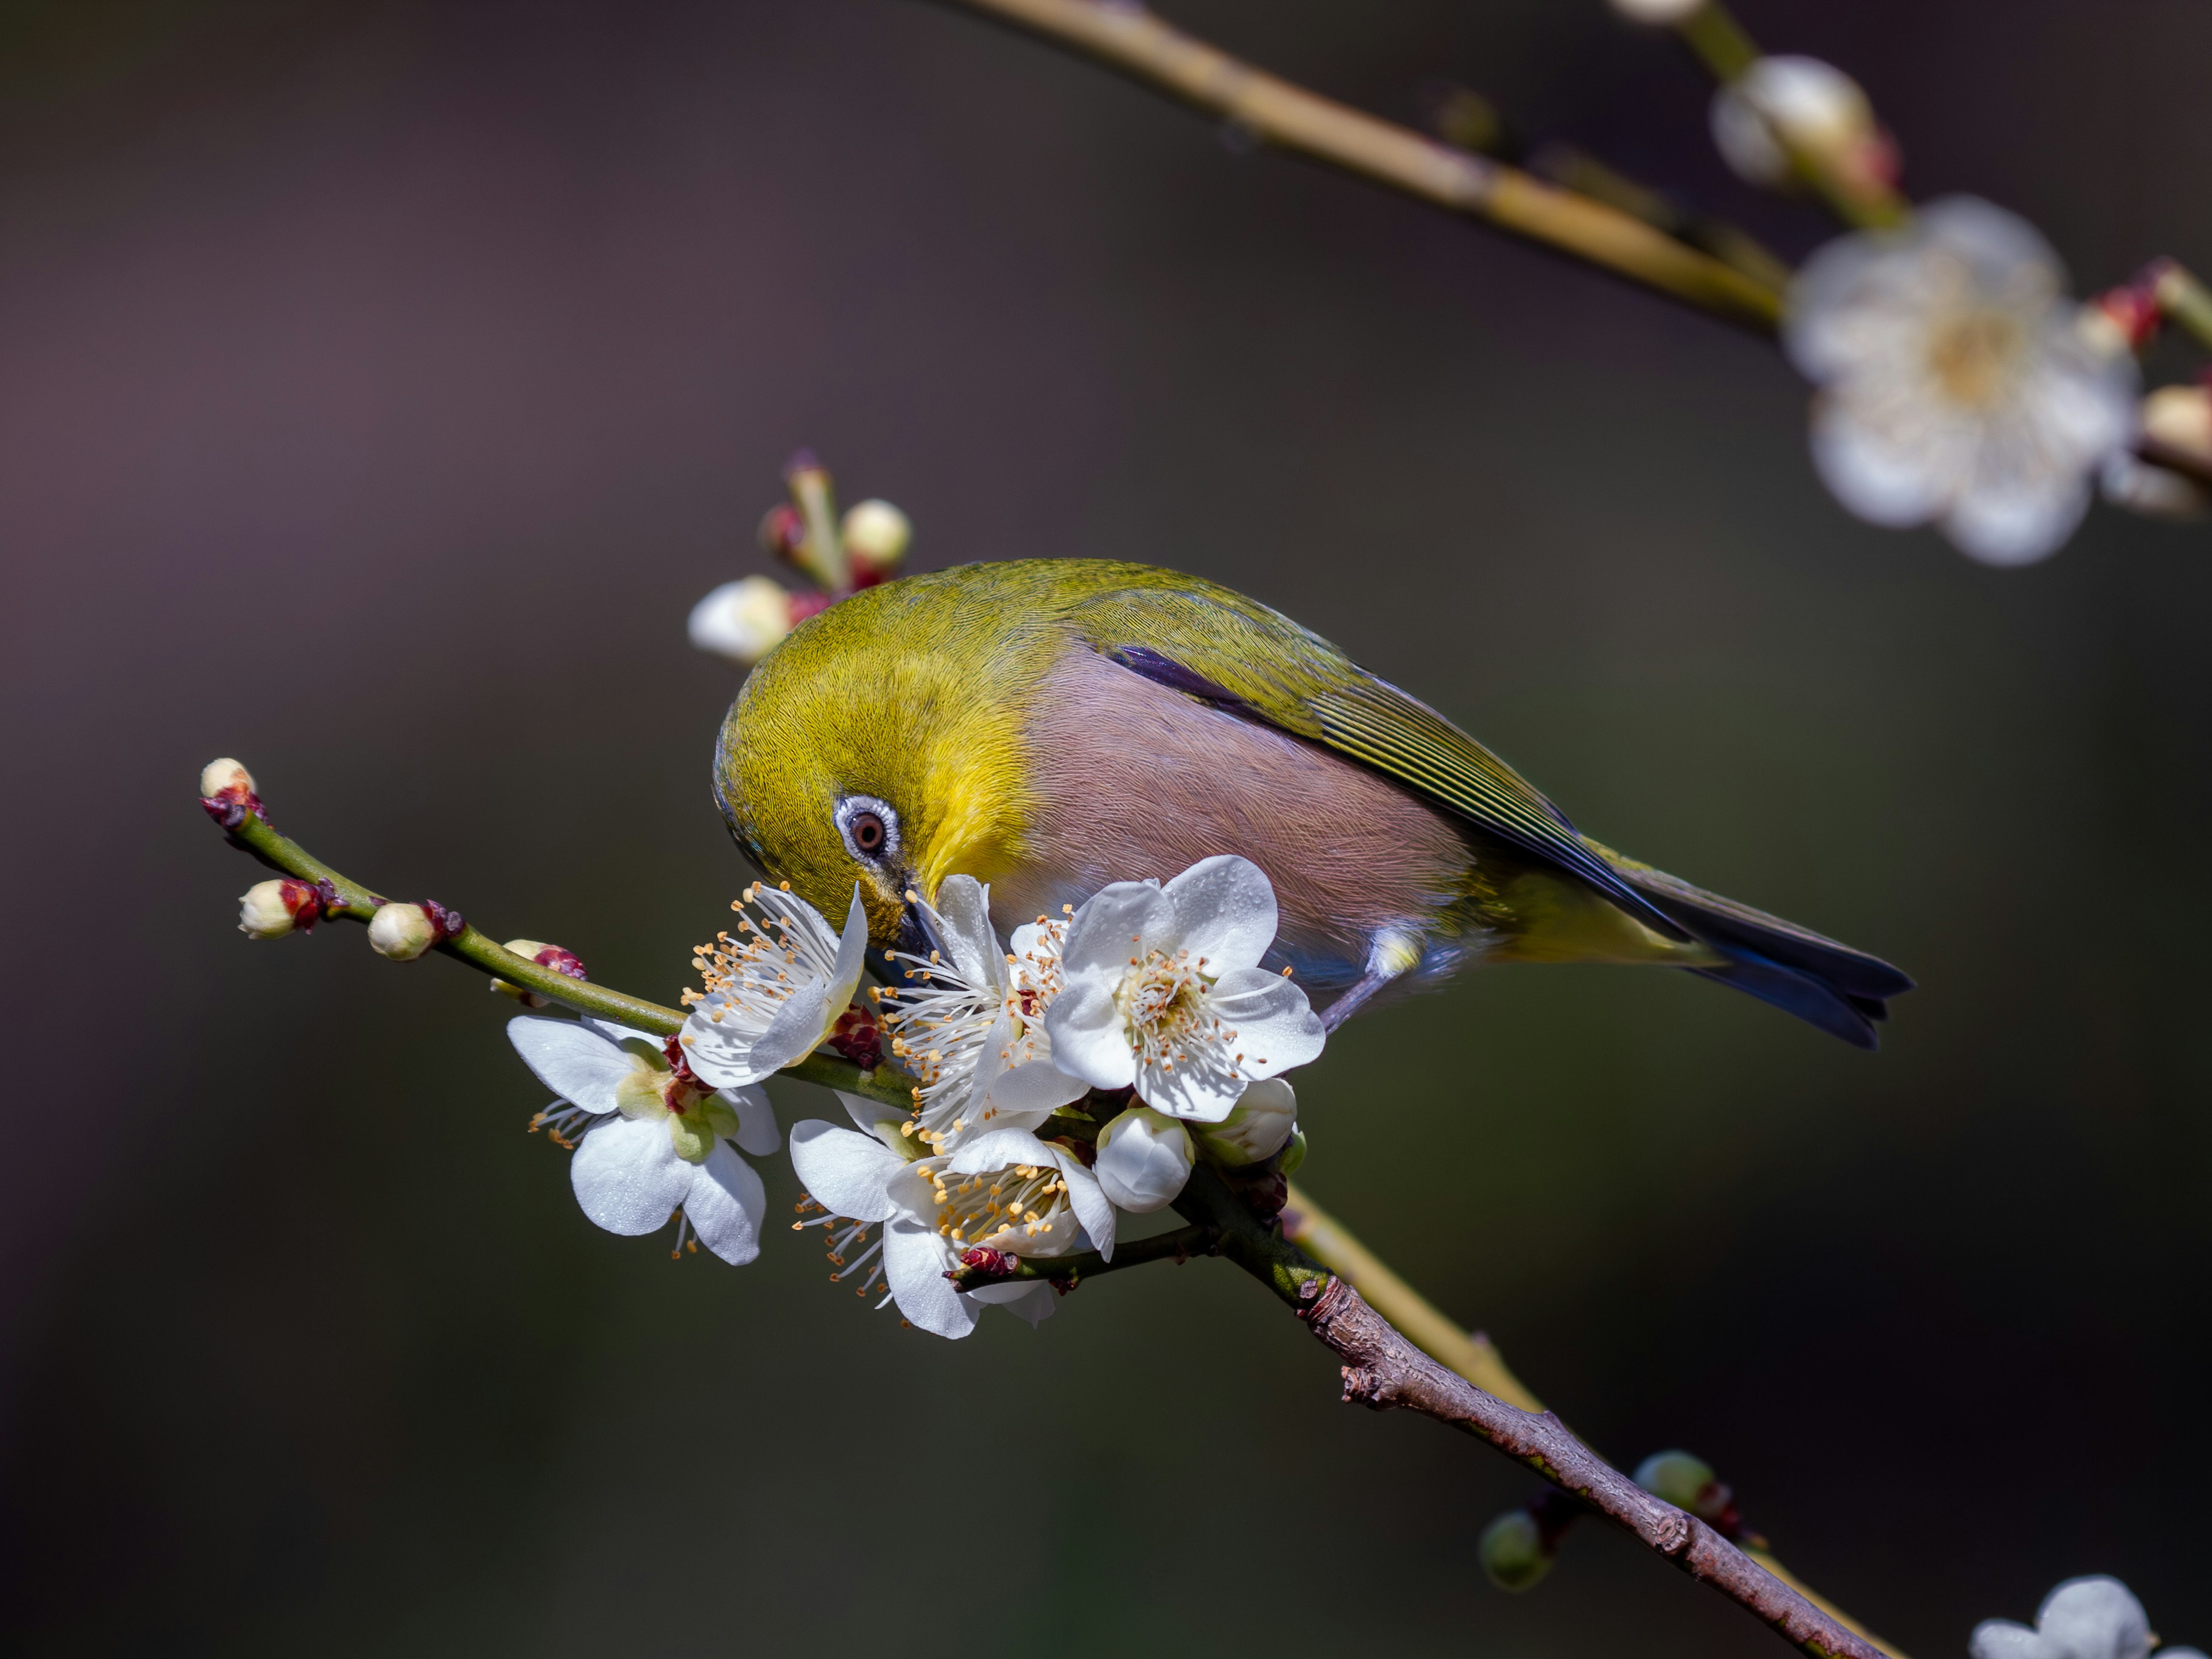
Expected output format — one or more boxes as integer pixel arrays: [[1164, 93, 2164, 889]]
[[711, 580, 1036, 957]]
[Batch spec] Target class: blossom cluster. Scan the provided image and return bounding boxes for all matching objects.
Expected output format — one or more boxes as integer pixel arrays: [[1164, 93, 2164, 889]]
[[505, 855, 1325, 1337]]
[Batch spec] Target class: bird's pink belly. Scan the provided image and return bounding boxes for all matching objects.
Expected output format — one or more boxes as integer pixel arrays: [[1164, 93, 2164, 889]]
[[1002, 646, 1476, 990]]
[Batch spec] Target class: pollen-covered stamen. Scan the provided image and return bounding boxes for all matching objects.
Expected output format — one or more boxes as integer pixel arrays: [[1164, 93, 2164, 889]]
[[922, 1160, 1070, 1248], [529, 1101, 597, 1148], [877, 914, 1071, 1145], [1116, 946, 1248, 1097], [682, 881, 847, 1023]]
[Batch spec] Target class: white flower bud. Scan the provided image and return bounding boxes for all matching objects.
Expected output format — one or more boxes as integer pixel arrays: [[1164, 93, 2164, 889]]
[[1094, 1105, 1194, 1213], [1711, 56, 1872, 188], [2143, 384, 2212, 459], [840, 499, 911, 574], [1479, 1509, 1554, 1591], [200, 757, 255, 799], [368, 902, 437, 961], [687, 575, 794, 666], [1608, 0, 1705, 23], [237, 878, 314, 939], [1193, 1077, 1297, 1167]]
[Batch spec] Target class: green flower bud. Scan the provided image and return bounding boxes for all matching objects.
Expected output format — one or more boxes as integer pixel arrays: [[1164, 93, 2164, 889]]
[[1633, 1450, 1730, 1520], [1479, 1508, 1554, 1592], [1276, 1127, 1308, 1177]]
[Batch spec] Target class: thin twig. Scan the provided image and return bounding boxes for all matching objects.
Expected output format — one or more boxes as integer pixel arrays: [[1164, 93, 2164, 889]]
[[1176, 1168, 1887, 1659], [946, 1221, 1217, 1290], [1283, 1182, 1908, 1658], [942, 0, 1783, 332]]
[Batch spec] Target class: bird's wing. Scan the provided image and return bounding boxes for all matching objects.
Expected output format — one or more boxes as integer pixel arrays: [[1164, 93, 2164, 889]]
[[1062, 578, 1691, 941]]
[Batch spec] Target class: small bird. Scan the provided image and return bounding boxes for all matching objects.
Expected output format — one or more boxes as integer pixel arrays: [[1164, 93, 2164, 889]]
[[714, 561, 1909, 1046]]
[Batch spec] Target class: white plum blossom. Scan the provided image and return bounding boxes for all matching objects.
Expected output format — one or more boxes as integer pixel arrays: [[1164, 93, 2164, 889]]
[[1786, 196, 2139, 566], [1192, 1076, 1298, 1168], [1093, 1105, 1194, 1212], [678, 880, 868, 1088], [878, 875, 1087, 1152], [1971, 1575, 2203, 1659], [788, 1108, 1112, 1339], [1045, 854, 1324, 1122], [510, 1014, 780, 1264]]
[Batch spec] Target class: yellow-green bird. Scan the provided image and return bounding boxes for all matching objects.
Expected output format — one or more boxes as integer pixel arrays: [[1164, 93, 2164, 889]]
[[714, 561, 1909, 1045]]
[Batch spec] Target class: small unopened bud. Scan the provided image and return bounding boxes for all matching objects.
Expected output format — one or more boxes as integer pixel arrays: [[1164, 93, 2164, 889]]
[[2143, 384, 2212, 460], [1194, 1077, 1297, 1167], [688, 575, 796, 666], [1711, 56, 1876, 189], [491, 938, 588, 1006], [1479, 1508, 1555, 1592], [237, 878, 321, 939], [1094, 1106, 1194, 1213], [1633, 1450, 1733, 1521], [757, 503, 808, 563], [840, 499, 911, 577], [200, 758, 255, 800], [369, 900, 460, 961]]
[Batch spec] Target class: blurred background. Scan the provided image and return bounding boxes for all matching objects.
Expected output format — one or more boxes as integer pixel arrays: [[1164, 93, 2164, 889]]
[[5, 1, 2210, 1653]]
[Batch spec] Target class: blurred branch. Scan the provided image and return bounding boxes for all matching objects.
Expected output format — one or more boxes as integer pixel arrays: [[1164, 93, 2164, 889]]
[[1176, 1166, 1887, 1659], [942, 0, 1784, 332], [1283, 1182, 1909, 1658]]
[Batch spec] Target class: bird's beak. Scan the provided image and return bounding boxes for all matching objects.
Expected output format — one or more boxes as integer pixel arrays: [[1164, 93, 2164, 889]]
[[894, 882, 944, 965]]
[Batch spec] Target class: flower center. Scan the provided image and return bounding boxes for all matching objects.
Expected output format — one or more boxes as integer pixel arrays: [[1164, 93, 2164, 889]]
[[1926, 306, 2024, 408], [1117, 949, 1215, 1070], [924, 1161, 1067, 1248]]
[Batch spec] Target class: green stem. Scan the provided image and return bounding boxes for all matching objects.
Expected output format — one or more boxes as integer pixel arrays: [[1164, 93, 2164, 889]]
[[947, 1222, 1218, 1291], [2152, 260, 2212, 353], [219, 805, 917, 1113]]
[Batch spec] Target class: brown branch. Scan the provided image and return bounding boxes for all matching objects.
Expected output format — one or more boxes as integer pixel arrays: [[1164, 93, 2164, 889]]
[[1174, 1167, 1883, 1659], [942, 0, 1783, 332]]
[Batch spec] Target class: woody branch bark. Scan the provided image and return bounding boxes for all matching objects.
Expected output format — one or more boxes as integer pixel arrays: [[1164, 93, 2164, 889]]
[[942, 0, 1783, 332], [1175, 1166, 1887, 1659], [205, 783, 1881, 1658]]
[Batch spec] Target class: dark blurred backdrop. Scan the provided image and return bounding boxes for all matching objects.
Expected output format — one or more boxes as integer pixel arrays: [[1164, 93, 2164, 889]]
[[5, 1, 2210, 1653]]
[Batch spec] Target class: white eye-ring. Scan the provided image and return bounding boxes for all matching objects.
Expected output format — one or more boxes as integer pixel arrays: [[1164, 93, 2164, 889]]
[[835, 794, 901, 865]]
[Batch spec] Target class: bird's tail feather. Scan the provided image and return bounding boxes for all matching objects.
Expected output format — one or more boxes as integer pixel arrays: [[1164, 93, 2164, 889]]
[[1583, 839, 1913, 1050]]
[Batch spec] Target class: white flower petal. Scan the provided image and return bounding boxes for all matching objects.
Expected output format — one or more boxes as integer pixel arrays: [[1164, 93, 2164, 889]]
[[1969, 1624, 2054, 1659], [980, 1058, 1091, 1123], [930, 875, 1005, 992], [1058, 880, 1170, 976], [2036, 1578, 2152, 1659], [836, 1089, 907, 1133], [569, 1113, 692, 1236], [1135, 1060, 1247, 1124], [1158, 854, 1279, 970], [580, 1016, 665, 1059], [946, 1127, 1056, 1176], [1941, 472, 2088, 566], [828, 885, 870, 1013], [1040, 978, 1135, 1091], [508, 1016, 634, 1114], [744, 978, 835, 1076], [1048, 1153, 1116, 1260], [1808, 402, 1950, 528], [789, 1120, 900, 1222], [884, 1219, 978, 1339], [723, 1086, 781, 1156], [683, 1141, 767, 1265], [968, 1280, 1056, 1325], [1206, 967, 1326, 1076], [680, 1000, 767, 1089]]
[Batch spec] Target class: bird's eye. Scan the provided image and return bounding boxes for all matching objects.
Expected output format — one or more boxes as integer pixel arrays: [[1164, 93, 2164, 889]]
[[834, 794, 902, 865]]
